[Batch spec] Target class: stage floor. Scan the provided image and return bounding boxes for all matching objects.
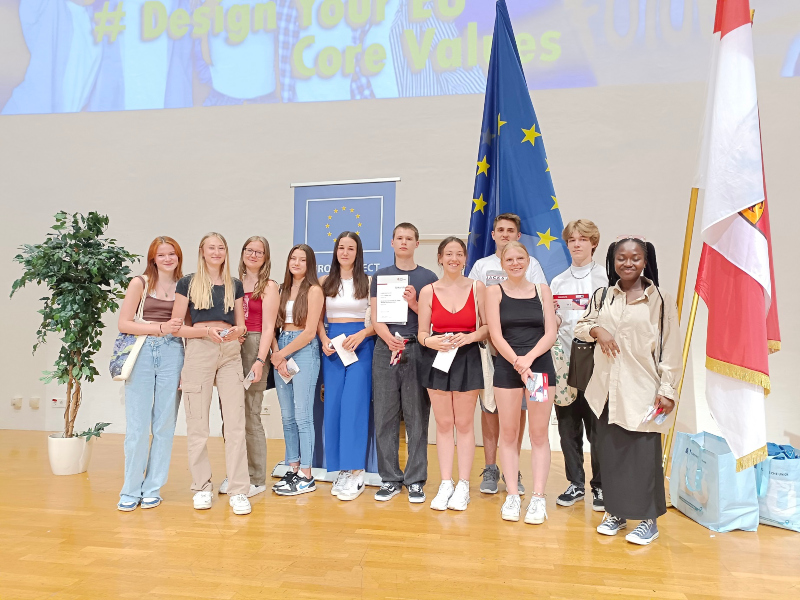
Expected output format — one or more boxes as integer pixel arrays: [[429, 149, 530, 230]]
[[0, 430, 797, 599]]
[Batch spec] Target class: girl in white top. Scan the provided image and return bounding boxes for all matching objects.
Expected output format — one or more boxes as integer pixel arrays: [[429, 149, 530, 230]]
[[319, 231, 376, 501], [270, 244, 324, 497]]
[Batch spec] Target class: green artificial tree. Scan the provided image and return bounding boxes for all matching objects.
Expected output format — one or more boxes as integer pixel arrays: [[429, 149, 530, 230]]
[[11, 212, 138, 437]]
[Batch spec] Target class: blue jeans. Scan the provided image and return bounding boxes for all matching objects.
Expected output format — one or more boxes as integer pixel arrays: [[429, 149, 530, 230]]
[[120, 335, 183, 503], [274, 332, 320, 469], [323, 322, 374, 471]]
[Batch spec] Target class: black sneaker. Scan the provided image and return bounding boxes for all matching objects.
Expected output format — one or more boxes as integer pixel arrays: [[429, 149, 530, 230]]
[[592, 488, 605, 512], [407, 483, 426, 504], [556, 483, 586, 506], [275, 473, 316, 496], [374, 481, 402, 502], [272, 471, 294, 492]]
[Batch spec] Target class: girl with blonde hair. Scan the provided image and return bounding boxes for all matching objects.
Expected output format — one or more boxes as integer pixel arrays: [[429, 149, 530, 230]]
[[172, 233, 251, 515], [485, 241, 557, 524]]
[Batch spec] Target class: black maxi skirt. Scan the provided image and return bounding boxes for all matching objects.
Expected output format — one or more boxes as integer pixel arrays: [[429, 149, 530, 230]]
[[596, 402, 667, 520]]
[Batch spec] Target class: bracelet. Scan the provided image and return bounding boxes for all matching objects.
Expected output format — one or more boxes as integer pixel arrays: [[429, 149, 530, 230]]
[[255, 357, 266, 365]]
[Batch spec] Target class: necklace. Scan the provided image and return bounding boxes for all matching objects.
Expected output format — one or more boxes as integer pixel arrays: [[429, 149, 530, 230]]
[[570, 263, 594, 280], [156, 280, 175, 299]]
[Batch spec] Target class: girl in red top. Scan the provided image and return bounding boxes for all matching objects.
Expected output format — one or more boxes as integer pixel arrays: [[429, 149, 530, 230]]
[[218, 236, 279, 497], [418, 237, 488, 512]]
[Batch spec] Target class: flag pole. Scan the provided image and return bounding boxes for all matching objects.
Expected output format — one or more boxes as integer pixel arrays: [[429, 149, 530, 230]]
[[676, 188, 699, 320], [662, 187, 700, 502], [663, 293, 700, 474]]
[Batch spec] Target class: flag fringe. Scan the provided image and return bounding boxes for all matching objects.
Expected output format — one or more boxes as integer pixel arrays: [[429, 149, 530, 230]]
[[706, 356, 771, 395], [736, 444, 767, 472], [768, 340, 781, 354]]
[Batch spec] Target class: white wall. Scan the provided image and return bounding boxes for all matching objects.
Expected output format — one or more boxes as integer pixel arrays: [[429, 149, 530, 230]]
[[1, 46, 798, 450]]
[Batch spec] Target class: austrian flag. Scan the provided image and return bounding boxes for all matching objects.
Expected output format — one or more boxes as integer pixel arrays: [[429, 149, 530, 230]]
[[694, 0, 781, 471]]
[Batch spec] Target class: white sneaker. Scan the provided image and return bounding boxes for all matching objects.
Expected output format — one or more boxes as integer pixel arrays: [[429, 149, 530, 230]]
[[430, 480, 455, 511], [229, 494, 252, 515], [524, 495, 548, 524], [247, 484, 267, 498], [218, 478, 229, 494], [447, 480, 470, 511], [338, 471, 365, 501], [501, 494, 521, 522], [331, 471, 350, 497], [193, 491, 212, 510]]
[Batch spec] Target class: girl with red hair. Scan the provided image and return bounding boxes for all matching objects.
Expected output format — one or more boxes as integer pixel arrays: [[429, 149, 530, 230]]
[[116, 236, 186, 511]]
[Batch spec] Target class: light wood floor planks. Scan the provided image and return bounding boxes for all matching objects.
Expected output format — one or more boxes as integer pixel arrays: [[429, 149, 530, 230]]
[[1, 430, 798, 600]]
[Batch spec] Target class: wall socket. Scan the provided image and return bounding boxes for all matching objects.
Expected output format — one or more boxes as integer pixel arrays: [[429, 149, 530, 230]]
[[11, 396, 22, 410], [29, 397, 40, 410], [51, 397, 65, 408]]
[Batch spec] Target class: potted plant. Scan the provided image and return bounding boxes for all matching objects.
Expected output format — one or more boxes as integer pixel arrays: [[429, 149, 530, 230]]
[[11, 211, 137, 475]]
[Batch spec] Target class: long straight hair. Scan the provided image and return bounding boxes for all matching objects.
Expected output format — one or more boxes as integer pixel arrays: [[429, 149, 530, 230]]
[[278, 244, 320, 328], [142, 236, 183, 295], [188, 232, 235, 312], [322, 231, 369, 299], [238, 236, 271, 300]]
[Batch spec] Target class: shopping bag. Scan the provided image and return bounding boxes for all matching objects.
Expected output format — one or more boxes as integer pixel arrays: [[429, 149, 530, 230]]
[[670, 431, 759, 532], [755, 443, 800, 532]]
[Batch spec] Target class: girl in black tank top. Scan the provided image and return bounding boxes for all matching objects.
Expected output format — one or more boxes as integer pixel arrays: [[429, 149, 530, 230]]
[[495, 286, 556, 388], [499, 286, 548, 350], [484, 242, 558, 525]]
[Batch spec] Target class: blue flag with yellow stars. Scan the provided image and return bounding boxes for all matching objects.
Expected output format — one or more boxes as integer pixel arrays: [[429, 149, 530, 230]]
[[466, 0, 569, 281]]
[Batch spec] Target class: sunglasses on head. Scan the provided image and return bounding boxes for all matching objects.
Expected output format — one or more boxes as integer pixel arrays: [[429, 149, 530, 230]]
[[615, 235, 647, 243]]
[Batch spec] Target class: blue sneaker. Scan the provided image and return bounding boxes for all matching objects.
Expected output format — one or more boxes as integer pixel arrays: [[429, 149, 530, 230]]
[[117, 500, 139, 512], [626, 519, 659, 545], [141, 497, 161, 509], [596, 513, 627, 536]]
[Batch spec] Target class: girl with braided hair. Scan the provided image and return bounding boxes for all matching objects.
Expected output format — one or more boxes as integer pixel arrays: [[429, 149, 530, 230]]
[[574, 237, 682, 545]]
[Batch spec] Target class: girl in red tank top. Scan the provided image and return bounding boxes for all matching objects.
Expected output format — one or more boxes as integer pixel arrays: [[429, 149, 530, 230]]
[[417, 237, 489, 513], [430, 286, 477, 333], [236, 236, 280, 495]]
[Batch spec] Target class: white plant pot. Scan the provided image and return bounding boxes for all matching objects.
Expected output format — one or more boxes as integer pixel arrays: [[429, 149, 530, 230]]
[[48, 433, 94, 475]]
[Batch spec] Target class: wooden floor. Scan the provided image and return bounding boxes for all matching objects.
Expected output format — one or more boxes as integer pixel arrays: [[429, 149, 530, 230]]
[[1, 431, 798, 600]]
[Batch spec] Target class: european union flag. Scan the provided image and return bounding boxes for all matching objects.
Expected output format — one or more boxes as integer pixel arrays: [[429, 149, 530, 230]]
[[466, 0, 569, 282], [305, 197, 383, 254]]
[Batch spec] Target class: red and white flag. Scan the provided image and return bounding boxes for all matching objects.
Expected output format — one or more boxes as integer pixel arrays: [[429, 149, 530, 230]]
[[694, 0, 781, 472]]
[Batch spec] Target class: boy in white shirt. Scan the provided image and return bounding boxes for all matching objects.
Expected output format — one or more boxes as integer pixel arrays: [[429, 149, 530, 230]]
[[468, 213, 547, 495], [550, 220, 608, 512]]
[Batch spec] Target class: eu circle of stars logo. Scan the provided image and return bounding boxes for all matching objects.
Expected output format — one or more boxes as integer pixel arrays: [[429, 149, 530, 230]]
[[326, 205, 363, 243]]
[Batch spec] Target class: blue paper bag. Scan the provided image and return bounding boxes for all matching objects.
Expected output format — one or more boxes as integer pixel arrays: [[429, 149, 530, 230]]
[[670, 431, 759, 532], [755, 443, 800, 532]]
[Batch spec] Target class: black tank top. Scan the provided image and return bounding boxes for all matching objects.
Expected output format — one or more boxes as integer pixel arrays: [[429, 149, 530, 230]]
[[499, 285, 545, 349]]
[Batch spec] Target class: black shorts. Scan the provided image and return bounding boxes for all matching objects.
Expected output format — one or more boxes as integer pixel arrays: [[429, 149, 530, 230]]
[[493, 346, 556, 390]]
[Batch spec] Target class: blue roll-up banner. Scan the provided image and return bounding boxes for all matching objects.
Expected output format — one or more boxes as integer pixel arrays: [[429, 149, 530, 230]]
[[279, 179, 398, 484], [293, 179, 398, 276]]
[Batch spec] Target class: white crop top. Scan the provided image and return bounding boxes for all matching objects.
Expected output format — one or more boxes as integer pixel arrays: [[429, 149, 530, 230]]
[[284, 300, 295, 324], [326, 278, 369, 319]]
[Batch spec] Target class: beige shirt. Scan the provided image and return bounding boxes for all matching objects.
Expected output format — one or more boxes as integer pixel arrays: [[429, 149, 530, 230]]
[[574, 279, 682, 434]]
